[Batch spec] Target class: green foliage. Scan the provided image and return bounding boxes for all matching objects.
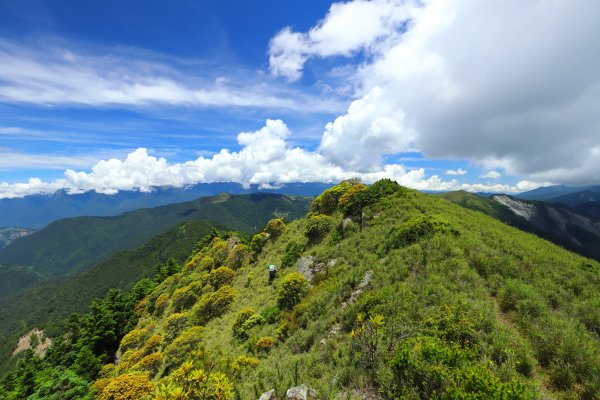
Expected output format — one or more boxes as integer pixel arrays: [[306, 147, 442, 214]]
[[225, 244, 249, 269], [264, 218, 286, 239], [163, 327, 205, 368], [499, 279, 546, 318], [152, 360, 233, 400], [3, 179, 600, 400], [277, 272, 309, 311], [0, 220, 220, 355], [305, 214, 333, 241], [0, 194, 310, 280], [210, 267, 235, 289], [281, 239, 306, 268], [386, 215, 454, 251], [94, 373, 154, 400], [342, 178, 403, 217], [249, 232, 269, 254], [310, 179, 361, 215], [232, 308, 256, 340], [171, 285, 199, 312], [255, 336, 276, 353], [191, 285, 236, 325], [389, 336, 534, 399], [163, 313, 188, 343]]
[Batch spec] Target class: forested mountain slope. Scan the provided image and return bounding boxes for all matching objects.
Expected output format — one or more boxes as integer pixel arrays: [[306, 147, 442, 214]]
[[0, 193, 311, 287], [0, 183, 331, 229], [1, 180, 598, 399]]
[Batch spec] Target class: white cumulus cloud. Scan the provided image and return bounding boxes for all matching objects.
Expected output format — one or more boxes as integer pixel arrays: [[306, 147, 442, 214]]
[[481, 171, 501, 179], [446, 168, 466, 176], [271, 0, 600, 185], [0, 120, 523, 199]]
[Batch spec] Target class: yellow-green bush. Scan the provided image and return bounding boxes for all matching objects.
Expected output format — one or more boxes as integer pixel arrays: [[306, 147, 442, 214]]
[[231, 355, 260, 372], [154, 293, 169, 316], [232, 308, 256, 339], [119, 327, 149, 352], [310, 179, 360, 215], [171, 285, 199, 311], [277, 272, 309, 311], [152, 361, 233, 400], [338, 183, 368, 210], [208, 238, 229, 266], [94, 373, 154, 400], [226, 244, 249, 269], [143, 334, 163, 355], [163, 326, 205, 369], [305, 214, 333, 241], [162, 312, 188, 343], [191, 285, 236, 325], [135, 352, 164, 374], [249, 232, 269, 254], [264, 218, 286, 239], [255, 336, 275, 353], [210, 266, 235, 289]]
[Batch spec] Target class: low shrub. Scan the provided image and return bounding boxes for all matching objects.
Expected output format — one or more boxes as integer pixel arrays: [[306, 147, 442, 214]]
[[282, 239, 306, 268], [162, 312, 188, 343], [277, 272, 309, 311], [250, 232, 269, 254], [226, 244, 249, 269], [94, 373, 154, 400], [305, 214, 333, 241], [255, 336, 276, 353], [264, 218, 286, 239], [386, 215, 454, 251], [210, 266, 235, 289], [191, 285, 236, 325], [171, 285, 198, 312]]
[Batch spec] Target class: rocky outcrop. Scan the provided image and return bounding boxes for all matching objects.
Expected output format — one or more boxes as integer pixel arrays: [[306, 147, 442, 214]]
[[286, 384, 318, 400], [297, 257, 337, 283], [258, 389, 277, 400], [343, 270, 373, 308], [258, 385, 318, 400]]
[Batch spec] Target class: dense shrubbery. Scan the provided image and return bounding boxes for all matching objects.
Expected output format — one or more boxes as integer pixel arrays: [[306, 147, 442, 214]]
[[386, 215, 454, 251], [389, 336, 534, 399], [305, 214, 333, 241], [152, 361, 233, 400], [277, 272, 309, 311], [281, 239, 306, 268], [249, 232, 269, 254], [191, 285, 236, 325], [94, 373, 154, 400], [264, 218, 286, 239]]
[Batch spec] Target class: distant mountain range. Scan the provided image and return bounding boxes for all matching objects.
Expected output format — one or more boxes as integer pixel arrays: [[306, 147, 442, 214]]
[[516, 184, 600, 205], [0, 182, 332, 229], [0, 192, 311, 297], [443, 191, 600, 261]]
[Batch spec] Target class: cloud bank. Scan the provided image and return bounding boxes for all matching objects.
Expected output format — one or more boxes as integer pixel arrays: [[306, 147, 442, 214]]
[[270, 0, 600, 185], [0, 119, 523, 199]]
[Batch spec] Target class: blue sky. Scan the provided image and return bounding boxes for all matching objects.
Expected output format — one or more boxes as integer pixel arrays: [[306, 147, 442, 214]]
[[1, 0, 599, 198]]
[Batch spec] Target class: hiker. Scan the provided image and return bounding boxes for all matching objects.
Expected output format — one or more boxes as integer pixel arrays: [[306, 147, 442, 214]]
[[268, 264, 278, 284]]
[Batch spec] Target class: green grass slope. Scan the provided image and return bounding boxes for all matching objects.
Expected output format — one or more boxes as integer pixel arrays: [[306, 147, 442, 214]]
[[0, 193, 310, 279], [87, 181, 599, 399], [443, 190, 600, 262]]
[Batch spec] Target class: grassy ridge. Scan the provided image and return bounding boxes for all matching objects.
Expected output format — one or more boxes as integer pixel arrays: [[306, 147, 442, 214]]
[[88, 182, 599, 399]]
